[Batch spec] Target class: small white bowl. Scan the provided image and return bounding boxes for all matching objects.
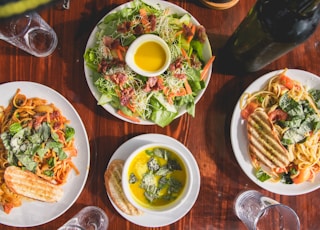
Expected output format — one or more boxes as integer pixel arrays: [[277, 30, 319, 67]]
[[122, 143, 192, 214], [125, 34, 171, 77]]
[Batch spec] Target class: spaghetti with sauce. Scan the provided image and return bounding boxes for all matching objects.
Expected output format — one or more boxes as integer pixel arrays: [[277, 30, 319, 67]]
[[240, 69, 320, 184], [0, 89, 78, 214]]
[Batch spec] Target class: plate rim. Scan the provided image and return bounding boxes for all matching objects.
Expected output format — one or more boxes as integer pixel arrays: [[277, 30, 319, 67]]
[[83, 0, 213, 125], [107, 133, 201, 227], [0, 81, 90, 227], [230, 69, 320, 195]]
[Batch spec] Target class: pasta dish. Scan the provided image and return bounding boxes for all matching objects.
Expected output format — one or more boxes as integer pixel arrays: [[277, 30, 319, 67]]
[[0, 89, 78, 214], [240, 69, 320, 184]]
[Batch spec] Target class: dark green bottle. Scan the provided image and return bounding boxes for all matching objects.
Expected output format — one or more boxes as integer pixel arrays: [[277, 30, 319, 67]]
[[222, 0, 320, 72]]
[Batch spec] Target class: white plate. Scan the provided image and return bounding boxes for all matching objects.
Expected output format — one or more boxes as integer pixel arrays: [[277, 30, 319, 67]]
[[84, 0, 212, 125], [0, 82, 90, 227], [231, 69, 320, 195], [107, 133, 200, 227]]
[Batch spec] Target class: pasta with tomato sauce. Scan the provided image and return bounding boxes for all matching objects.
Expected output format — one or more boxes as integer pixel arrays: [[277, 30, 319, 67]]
[[0, 89, 78, 214], [240, 69, 320, 184]]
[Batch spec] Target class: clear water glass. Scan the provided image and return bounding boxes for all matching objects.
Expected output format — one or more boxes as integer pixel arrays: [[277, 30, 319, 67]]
[[234, 190, 300, 230], [58, 206, 109, 230], [0, 12, 58, 57]]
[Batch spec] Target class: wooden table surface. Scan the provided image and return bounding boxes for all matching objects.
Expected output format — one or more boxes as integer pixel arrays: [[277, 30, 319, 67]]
[[1, 0, 320, 229]]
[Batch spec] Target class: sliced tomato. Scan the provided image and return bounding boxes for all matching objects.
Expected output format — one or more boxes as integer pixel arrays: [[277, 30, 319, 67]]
[[279, 74, 294, 90], [3, 203, 14, 214], [241, 102, 258, 120], [293, 168, 313, 184], [268, 109, 288, 122]]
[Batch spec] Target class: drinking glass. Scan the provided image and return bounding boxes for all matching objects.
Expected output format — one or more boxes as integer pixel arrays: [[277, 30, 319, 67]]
[[58, 206, 109, 230], [0, 12, 58, 57], [234, 190, 300, 230]]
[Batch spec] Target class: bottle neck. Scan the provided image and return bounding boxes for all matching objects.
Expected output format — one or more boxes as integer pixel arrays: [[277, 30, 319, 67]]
[[282, 0, 320, 16], [256, 0, 320, 42], [295, 0, 320, 15]]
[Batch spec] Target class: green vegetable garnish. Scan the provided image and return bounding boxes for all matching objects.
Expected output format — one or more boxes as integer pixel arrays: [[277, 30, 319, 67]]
[[0, 122, 73, 172], [84, 0, 210, 127], [255, 168, 271, 182]]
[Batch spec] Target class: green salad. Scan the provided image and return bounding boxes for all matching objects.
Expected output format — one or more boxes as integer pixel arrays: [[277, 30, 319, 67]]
[[84, 0, 213, 127]]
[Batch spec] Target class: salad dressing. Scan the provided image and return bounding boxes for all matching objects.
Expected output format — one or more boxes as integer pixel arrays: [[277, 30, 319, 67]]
[[134, 41, 166, 72]]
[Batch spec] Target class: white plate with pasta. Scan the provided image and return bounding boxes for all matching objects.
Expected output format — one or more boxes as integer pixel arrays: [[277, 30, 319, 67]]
[[231, 69, 320, 195], [0, 81, 90, 227]]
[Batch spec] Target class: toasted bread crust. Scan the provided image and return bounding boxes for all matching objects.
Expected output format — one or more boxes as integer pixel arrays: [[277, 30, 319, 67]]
[[104, 159, 143, 216], [247, 111, 292, 169], [4, 166, 63, 202]]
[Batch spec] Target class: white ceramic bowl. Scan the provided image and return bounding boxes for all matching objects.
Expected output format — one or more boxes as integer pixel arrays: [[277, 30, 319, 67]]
[[125, 34, 171, 77], [122, 143, 192, 214]]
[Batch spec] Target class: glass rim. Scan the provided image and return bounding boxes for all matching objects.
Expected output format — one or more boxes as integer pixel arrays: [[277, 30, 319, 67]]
[[0, 13, 32, 38], [254, 203, 300, 229]]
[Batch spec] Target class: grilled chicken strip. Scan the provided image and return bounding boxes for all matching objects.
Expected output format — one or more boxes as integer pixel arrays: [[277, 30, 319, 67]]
[[4, 166, 63, 202], [247, 110, 294, 170]]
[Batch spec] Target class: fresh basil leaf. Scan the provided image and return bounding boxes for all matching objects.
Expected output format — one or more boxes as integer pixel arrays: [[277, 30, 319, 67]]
[[167, 159, 182, 171], [168, 178, 182, 194], [155, 166, 170, 176], [50, 131, 60, 142], [309, 89, 320, 109], [129, 173, 137, 184], [36, 147, 47, 160], [7, 151, 17, 166], [256, 168, 271, 182], [15, 154, 37, 172], [0, 132, 11, 150], [279, 93, 304, 117], [158, 176, 168, 189], [144, 189, 159, 203], [48, 157, 56, 167], [9, 123, 22, 135], [282, 128, 306, 145], [153, 148, 168, 159], [28, 132, 42, 144], [146, 149, 154, 156], [37, 122, 51, 141], [65, 126, 75, 142], [46, 140, 63, 149], [278, 117, 302, 128], [57, 149, 67, 160], [43, 170, 54, 177]]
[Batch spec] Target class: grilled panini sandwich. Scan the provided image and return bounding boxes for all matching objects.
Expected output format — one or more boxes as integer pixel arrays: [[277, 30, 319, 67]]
[[4, 166, 63, 202], [247, 110, 294, 170]]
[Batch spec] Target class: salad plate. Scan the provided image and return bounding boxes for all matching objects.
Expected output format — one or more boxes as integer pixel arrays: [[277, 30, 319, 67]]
[[231, 69, 320, 195], [0, 82, 90, 227], [107, 133, 200, 227], [84, 0, 213, 127]]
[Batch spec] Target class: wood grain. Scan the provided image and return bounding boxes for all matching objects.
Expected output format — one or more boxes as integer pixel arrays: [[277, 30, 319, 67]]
[[0, 0, 319, 229]]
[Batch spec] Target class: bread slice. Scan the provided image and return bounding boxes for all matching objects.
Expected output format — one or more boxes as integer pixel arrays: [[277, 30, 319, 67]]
[[104, 159, 143, 216], [247, 110, 294, 170], [4, 166, 63, 202]]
